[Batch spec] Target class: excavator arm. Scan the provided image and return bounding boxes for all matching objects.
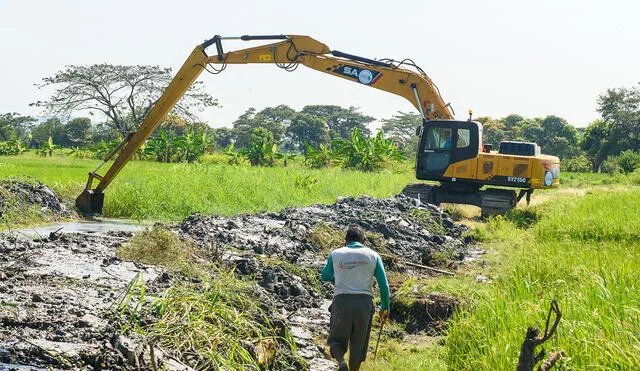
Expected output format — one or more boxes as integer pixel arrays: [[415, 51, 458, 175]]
[[76, 34, 454, 213]]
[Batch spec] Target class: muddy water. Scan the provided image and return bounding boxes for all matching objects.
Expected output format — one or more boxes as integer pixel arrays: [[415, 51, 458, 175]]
[[6, 219, 145, 239]]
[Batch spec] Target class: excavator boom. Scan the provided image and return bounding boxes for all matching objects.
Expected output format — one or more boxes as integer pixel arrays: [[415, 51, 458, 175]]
[[76, 34, 454, 213], [76, 34, 558, 216]]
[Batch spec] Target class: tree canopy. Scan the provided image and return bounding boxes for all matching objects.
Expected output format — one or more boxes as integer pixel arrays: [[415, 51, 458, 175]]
[[301, 105, 374, 139], [32, 64, 217, 135], [0, 113, 36, 141], [380, 111, 422, 152]]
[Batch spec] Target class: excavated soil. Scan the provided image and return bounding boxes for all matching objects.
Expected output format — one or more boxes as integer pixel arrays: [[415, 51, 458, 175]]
[[0, 178, 72, 220], [0, 192, 474, 370]]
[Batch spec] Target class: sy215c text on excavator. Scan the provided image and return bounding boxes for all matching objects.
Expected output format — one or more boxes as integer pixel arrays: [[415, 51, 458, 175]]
[[75, 34, 560, 216]]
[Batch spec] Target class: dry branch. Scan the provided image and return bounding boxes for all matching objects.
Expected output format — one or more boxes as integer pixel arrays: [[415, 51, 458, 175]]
[[379, 253, 455, 276], [516, 300, 564, 371]]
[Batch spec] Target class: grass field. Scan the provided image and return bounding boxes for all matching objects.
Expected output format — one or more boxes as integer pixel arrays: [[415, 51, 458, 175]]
[[3, 154, 639, 369], [365, 188, 640, 370], [0, 154, 414, 221]]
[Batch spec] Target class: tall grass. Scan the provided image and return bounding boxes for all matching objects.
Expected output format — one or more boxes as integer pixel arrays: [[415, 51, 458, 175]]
[[0, 154, 414, 220], [559, 170, 640, 188], [116, 226, 306, 370], [446, 190, 640, 369]]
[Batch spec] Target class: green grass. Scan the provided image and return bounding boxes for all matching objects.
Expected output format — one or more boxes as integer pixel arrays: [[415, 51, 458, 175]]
[[5, 154, 640, 369], [444, 189, 640, 370], [116, 226, 306, 370], [0, 153, 413, 221], [363, 338, 448, 371], [559, 170, 640, 188]]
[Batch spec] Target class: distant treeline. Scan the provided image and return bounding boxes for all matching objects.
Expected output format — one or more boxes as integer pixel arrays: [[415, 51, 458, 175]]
[[3, 83, 640, 173]]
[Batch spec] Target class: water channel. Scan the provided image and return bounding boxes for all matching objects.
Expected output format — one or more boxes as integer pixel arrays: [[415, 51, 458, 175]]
[[4, 218, 146, 239]]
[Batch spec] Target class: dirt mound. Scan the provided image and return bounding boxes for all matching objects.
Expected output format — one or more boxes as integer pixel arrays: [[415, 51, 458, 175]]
[[174, 195, 470, 367], [0, 232, 155, 369], [391, 292, 458, 334], [0, 194, 472, 370], [178, 195, 467, 267], [0, 178, 72, 221]]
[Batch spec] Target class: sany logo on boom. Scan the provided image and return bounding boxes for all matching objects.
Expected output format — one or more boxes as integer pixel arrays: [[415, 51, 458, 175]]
[[333, 65, 383, 85]]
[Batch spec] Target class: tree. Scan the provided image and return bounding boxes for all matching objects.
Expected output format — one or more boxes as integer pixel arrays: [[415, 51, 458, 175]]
[[380, 111, 422, 152], [258, 105, 296, 126], [212, 127, 234, 149], [577, 84, 640, 172], [90, 122, 121, 144], [517, 118, 543, 143], [477, 116, 506, 146], [32, 64, 217, 135], [537, 115, 579, 159], [597, 85, 640, 153], [65, 117, 92, 147], [287, 113, 330, 151], [581, 119, 612, 172], [231, 108, 285, 148], [0, 113, 36, 141], [502, 114, 525, 129], [301, 105, 374, 139], [31, 118, 68, 147]]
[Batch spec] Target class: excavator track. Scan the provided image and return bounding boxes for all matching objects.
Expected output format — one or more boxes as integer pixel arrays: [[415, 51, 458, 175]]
[[401, 183, 523, 216]]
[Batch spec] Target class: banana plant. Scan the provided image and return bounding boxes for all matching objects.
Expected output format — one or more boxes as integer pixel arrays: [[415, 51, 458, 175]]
[[304, 143, 334, 168], [332, 128, 405, 171], [145, 129, 176, 162], [36, 137, 60, 157]]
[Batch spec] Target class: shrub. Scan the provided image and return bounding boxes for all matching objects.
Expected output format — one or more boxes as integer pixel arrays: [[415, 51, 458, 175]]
[[0, 138, 28, 156], [561, 154, 591, 173], [616, 150, 640, 173], [241, 128, 278, 167], [35, 137, 60, 157], [304, 143, 334, 168], [600, 156, 620, 175]]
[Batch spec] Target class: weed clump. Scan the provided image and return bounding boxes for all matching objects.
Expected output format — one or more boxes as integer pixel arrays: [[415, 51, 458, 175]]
[[409, 208, 447, 235], [505, 208, 542, 229], [117, 226, 308, 369], [118, 224, 195, 270], [152, 274, 305, 369], [308, 223, 344, 254]]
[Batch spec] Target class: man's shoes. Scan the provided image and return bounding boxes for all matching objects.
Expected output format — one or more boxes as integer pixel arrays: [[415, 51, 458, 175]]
[[338, 360, 348, 371]]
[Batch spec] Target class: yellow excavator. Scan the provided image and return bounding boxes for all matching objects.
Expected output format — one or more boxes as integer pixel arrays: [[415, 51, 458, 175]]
[[76, 34, 560, 215]]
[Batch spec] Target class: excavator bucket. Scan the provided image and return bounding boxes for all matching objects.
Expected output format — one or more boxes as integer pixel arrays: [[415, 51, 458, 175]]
[[75, 189, 104, 214]]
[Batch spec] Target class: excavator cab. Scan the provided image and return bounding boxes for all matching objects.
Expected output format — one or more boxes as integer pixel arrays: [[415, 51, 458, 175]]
[[415, 120, 481, 181]]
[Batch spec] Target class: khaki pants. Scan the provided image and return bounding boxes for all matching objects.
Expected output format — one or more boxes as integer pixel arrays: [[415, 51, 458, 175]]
[[327, 294, 375, 364]]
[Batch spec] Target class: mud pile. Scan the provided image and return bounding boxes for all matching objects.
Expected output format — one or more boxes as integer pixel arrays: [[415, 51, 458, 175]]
[[0, 178, 72, 219], [178, 195, 467, 266], [174, 195, 470, 368], [0, 232, 157, 370], [0, 195, 471, 370]]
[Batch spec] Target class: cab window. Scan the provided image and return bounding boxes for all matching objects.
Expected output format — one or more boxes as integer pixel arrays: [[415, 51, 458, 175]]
[[425, 127, 453, 150], [457, 128, 470, 148]]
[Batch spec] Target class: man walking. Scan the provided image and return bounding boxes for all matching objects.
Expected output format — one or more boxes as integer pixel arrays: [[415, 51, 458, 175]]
[[321, 225, 390, 371]]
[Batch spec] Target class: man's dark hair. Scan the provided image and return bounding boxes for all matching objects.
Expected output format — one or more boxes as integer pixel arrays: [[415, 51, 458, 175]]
[[345, 225, 366, 244]]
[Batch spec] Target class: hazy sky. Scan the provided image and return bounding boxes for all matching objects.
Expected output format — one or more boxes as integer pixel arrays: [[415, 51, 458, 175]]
[[1, 0, 638, 129]]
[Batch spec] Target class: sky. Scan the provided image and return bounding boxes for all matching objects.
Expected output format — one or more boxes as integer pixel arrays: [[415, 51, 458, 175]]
[[1, 0, 638, 129]]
